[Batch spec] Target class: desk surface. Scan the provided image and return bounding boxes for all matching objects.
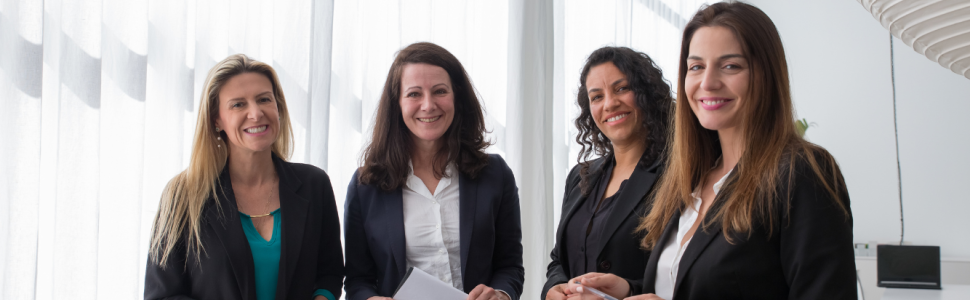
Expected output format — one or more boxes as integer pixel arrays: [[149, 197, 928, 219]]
[[881, 285, 970, 300]]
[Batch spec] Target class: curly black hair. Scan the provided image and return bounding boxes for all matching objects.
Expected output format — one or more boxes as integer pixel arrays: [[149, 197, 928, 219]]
[[575, 46, 674, 195]]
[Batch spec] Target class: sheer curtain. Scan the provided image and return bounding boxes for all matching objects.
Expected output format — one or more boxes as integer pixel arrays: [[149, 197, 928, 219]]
[[1, 0, 711, 299]]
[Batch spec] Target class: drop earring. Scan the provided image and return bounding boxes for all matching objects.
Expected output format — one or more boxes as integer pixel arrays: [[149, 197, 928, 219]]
[[215, 127, 222, 147]]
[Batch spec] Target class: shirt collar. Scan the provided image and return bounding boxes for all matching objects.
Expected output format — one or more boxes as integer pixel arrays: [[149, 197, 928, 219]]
[[689, 157, 734, 209], [405, 161, 456, 196]]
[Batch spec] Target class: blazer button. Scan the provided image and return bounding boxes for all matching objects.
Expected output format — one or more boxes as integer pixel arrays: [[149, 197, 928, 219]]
[[599, 260, 611, 271]]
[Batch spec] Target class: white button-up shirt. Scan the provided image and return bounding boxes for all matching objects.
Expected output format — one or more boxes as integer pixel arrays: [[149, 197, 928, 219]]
[[654, 169, 732, 299], [402, 162, 464, 291]]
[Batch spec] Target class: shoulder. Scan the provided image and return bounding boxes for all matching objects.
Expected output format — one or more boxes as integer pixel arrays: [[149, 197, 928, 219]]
[[568, 156, 607, 183], [484, 153, 512, 174], [781, 144, 841, 183], [477, 154, 516, 185], [283, 161, 332, 183]]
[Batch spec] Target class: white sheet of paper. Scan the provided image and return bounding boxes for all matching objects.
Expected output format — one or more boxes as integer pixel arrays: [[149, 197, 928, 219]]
[[392, 267, 468, 300]]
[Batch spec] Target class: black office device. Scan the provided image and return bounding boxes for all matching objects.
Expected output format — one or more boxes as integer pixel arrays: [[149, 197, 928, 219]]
[[877, 245, 942, 289]]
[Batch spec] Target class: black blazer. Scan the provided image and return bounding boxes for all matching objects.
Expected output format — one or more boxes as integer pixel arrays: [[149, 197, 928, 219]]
[[344, 154, 524, 300], [542, 156, 662, 299], [145, 155, 345, 300], [631, 156, 856, 299]]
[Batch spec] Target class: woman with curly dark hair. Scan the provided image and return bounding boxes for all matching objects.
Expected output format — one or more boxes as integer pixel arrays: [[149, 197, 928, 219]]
[[344, 42, 524, 300], [542, 46, 673, 300]]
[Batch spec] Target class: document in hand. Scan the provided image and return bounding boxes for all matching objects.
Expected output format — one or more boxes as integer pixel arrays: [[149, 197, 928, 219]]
[[392, 267, 468, 300]]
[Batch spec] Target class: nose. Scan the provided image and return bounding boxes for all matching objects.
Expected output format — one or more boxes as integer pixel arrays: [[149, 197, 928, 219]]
[[247, 101, 265, 120], [419, 93, 437, 112], [603, 91, 620, 111], [700, 68, 722, 91]]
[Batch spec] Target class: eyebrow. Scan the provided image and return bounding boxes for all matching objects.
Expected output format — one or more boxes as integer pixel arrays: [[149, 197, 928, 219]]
[[687, 54, 745, 61], [588, 78, 627, 93], [405, 83, 450, 90], [228, 91, 273, 102]]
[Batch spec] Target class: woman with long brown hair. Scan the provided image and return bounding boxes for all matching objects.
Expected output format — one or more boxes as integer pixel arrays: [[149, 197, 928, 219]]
[[344, 42, 524, 300], [542, 47, 672, 300], [569, 2, 856, 299], [145, 54, 344, 300]]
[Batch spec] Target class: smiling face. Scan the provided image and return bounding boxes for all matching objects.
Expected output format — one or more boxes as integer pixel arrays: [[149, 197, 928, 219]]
[[685, 26, 750, 131], [214, 72, 280, 155], [586, 62, 642, 146], [399, 63, 456, 148]]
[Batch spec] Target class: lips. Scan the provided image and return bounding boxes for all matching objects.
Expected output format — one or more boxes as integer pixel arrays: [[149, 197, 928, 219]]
[[603, 112, 630, 125], [244, 125, 268, 134], [698, 97, 733, 110], [417, 116, 441, 123]]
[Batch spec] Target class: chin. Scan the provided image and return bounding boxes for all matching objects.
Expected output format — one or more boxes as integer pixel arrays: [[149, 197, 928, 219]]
[[414, 132, 446, 143], [697, 120, 726, 131]]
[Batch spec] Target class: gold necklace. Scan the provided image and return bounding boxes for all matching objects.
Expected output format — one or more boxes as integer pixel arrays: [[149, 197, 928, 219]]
[[243, 180, 278, 218]]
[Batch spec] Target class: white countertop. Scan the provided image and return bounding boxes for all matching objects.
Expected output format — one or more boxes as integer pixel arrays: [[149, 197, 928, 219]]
[[881, 285, 970, 300]]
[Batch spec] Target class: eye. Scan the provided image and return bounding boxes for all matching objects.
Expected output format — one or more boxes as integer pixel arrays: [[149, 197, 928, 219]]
[[688, 64, 703, 71], [434, 88, 448, 95], [231, 102, 243, 108], [259, 97, 272, 103], [406, 91, 420, 98], [590, 94, 603, 102], [616, 86, 629, 93]]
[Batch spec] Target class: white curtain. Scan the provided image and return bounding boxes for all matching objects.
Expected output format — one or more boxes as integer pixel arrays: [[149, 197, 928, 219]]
[[0, 0, 712, 299]]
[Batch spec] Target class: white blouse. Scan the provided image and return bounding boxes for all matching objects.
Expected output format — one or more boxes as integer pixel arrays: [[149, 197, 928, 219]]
[[402, 163, 464, 290], [653, 169, 732, 299]]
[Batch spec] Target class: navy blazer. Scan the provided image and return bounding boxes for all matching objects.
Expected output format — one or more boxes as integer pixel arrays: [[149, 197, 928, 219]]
[[145, 155, 345, 300], [344, 154, 524, 300], [630, 154, 856, 299], [542, 156, 662, 299]]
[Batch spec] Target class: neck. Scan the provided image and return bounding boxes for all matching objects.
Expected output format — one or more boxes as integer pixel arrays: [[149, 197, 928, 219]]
[[612, 137, 647, 169], [411, 138, 442, 169], [227, 147, 277, 186], [717, 126, 743, 172]]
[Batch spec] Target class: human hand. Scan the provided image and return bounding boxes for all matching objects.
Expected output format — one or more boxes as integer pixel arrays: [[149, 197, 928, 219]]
[[546, 283, 571, 300], [467, 284, 510, 300], [623, 294, 665, 300], [366, 297, 393, 300], [566, 273, 630, 300]]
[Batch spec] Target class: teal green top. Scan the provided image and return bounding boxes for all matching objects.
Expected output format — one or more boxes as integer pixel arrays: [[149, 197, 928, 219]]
[[240, 209, 334, 300]]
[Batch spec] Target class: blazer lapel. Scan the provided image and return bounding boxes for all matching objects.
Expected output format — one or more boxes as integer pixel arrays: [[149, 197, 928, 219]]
[[672, 165, 737, 296], [275, 157, 308, 300], [590, 159, 661, 260], [641, 210, 679, 293], [386, 188, 408, 278], [458, 173, 478, 282], [553, 158, 608, 277], [206, 168, 258, 300], [671, 202, 724, 297]]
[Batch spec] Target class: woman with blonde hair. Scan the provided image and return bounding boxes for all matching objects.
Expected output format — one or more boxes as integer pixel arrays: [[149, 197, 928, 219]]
[[569, 2, 856, 299], [145, 54, 344, 300]]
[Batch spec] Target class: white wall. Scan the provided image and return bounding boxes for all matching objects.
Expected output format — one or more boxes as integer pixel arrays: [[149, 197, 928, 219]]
[[746, 0, 970, 260]]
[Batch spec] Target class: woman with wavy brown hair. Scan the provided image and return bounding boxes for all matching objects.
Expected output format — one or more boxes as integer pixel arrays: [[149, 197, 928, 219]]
[[344, 42, 524, 300], [542, 46, 672, 300], [569, 3, 856, 300]]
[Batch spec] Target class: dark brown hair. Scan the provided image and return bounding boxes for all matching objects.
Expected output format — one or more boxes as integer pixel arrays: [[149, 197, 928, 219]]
[[638, 2, 849, 249], [358, 42, 491, 191], [575, 47, 673, 195]]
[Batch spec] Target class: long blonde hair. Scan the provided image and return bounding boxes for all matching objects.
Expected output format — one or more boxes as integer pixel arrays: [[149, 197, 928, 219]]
[[149, 54, 293, 266], [638, 2, 848, 249]]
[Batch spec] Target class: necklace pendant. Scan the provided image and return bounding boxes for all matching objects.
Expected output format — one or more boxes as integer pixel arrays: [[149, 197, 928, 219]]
[[249, 212, 272, 218]]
